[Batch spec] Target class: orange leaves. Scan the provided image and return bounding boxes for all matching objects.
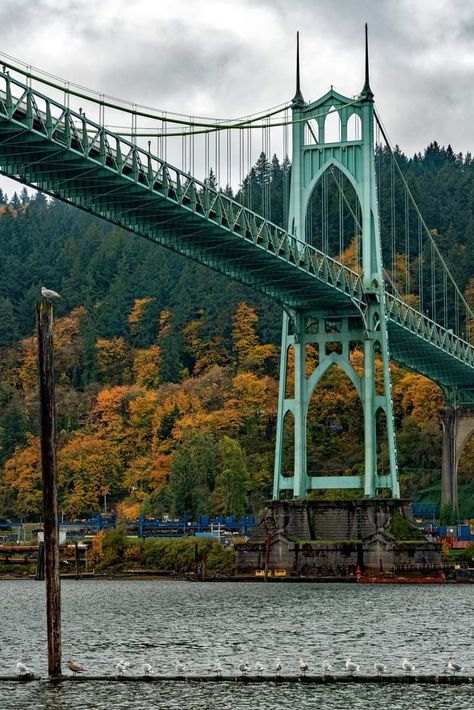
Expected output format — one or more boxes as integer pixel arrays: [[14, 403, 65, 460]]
[[58, 431, 123, 517], [3, 434, 42, 516], [394, 371, 443, 424]]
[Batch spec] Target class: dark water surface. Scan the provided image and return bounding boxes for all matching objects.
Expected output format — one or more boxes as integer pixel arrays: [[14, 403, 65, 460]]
[[1, 580, 473, 708]]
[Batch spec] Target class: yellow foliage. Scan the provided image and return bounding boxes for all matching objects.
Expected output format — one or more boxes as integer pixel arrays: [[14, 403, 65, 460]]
[[128, 297, 155, 334], [117, 501, 142, 521], [132, 345, 160, 388], [89, 531, 105, 567], [3, 434, 42, 516]]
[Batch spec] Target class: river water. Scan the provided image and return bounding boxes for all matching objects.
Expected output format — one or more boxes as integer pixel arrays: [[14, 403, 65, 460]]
[[1, 580, 473, 709]]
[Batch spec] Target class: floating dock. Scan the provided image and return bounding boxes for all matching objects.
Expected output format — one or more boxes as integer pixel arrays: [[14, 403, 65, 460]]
[[2, 674, 473, 684]]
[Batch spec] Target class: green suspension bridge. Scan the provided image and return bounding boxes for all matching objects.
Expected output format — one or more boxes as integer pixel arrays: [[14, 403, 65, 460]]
[[0, 30, 473, 509]]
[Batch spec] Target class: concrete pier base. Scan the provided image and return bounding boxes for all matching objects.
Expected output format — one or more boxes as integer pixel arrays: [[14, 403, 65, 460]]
[[236, 499, 442, 578]]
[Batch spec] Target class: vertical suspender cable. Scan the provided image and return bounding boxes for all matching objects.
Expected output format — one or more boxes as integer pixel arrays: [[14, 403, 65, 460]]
[[418, 217, 423, 313], [390, 159, 395, 291]]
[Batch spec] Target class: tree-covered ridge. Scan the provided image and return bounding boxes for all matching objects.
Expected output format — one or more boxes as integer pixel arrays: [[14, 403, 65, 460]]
[[1, 142, 474, 520]]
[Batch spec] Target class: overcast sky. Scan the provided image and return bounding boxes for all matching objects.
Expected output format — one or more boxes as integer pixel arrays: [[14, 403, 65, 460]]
[[0, 0, 473, 195]]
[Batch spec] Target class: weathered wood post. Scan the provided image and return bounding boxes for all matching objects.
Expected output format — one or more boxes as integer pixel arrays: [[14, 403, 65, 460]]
[[36, 300, 62, 677]]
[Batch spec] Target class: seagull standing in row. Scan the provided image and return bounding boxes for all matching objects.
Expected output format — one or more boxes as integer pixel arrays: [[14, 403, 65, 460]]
[[175, 660, 186, 674], [402, 658, 415, 675], [322, 659, 332, 674], [213, 660, 222, 676], [16, 660, 31, 676], [255, 661, 264, 676], [67, 660, 87, 676], [274, 657, 282, 675], [142, 662, 152, 676], [299, 658, 309, 676], [239, 661, 249, 675], [41, 286, 61, 299], [345, 657, 360, 675], [447, 657, 463, 675], [115, 660, 129, 676], [374, 662, 386, 675]]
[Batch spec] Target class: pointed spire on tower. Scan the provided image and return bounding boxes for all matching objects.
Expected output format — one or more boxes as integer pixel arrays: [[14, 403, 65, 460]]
[[360, 23, 374, 101], [292, 31, 305, 107]]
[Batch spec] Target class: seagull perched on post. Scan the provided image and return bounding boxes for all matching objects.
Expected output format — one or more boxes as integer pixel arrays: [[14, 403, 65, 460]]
[[447, 657, 462, 675], [402, 658, 415, 675], [67, 660, 87, 676], [41, 286, 61, 299], [345, 657, 360, 675], [16, 660, 31, 676]]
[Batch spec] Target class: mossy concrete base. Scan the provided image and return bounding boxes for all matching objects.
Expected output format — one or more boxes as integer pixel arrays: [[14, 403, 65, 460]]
[[236, 499, 442, 577]]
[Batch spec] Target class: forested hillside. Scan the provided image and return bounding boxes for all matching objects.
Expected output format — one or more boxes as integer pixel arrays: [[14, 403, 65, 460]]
[[1, 142, 474, 521]]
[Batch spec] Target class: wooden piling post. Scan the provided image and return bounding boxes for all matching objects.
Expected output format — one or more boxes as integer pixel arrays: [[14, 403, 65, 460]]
[[74, 542, 80, 580], [36, 301, 61, 677]]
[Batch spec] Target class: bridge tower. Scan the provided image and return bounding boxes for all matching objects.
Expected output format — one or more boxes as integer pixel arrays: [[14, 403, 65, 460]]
[[273, 29, 400, 500]]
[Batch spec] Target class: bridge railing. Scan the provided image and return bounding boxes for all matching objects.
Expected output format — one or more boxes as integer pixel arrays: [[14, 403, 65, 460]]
[[386, 293, 474, 367], [0, 71, 365, 306]]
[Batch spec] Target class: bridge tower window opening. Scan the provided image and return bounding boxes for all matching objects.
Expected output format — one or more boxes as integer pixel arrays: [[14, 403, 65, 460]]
[[305, 166, 362, 264], [324, 105, 341, 144], [346, 112, 361, 142]]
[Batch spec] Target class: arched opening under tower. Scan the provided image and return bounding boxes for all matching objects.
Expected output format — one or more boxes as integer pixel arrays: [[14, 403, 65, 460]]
[[375, 407, 390, 492], [305, 166, 362, 266], [281, 409, 295, 494], [306, 363, 364, 498]]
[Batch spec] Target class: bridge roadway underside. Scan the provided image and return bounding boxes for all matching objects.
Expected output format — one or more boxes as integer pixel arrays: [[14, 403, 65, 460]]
[[0, 117, 358, 315]]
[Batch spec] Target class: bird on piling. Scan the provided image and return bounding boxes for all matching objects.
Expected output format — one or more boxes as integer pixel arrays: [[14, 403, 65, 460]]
[[175, 660, 186, 674], [374, 662, 386, 675], [299, 658, 309, 676], [255, 661, 264, 676], [239, 661, 249, 675], [67, 660, 87, 676], [274, 657, 282, 675], [322, 659, 332, 674], [142, 662, 152, 676], [41, 286, 61, 299], [402, 658, 415, 675], [345, 657, 360, 675], [16, 660, 31, 676], [447, 657, 462, 675]]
